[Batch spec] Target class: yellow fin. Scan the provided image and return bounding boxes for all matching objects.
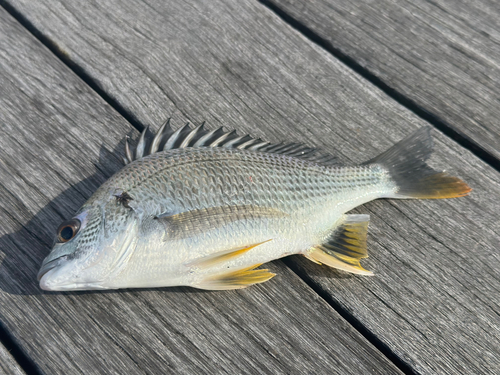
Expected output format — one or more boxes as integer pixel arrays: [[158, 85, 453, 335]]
[[305, 214, 373, 275], [197, 264, 276, 290], [188, 240, 272, 268], [365, 128, 472, 200], [402, 173, 472, 199], [305, 248, 373, 275]]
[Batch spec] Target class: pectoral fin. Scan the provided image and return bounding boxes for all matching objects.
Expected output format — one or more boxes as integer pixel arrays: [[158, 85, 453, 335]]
[[188, 240, 272, 268], [305, 214, 373, 275], [196, 264, 276, 290]]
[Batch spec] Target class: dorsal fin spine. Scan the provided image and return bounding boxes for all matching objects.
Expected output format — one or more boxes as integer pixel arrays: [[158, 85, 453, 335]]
[[124, 137, 133, 164], [193, 126, 223, 147], [150, 120, 168, 154], [180, 123, 204, 148], [164, 122, 190, 150], [223, 135, 250, 148], [135, 125, 149, 159], [248, 141, 270, 151], [237, 138, 262, 149], [210, 130, 237, 147], [123, 119, 339, 166]]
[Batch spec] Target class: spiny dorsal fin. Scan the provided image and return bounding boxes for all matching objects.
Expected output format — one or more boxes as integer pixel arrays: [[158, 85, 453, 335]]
[[305, 214, 373, 275], [196, 263, 276, 290], [123, 119, 339, 166]]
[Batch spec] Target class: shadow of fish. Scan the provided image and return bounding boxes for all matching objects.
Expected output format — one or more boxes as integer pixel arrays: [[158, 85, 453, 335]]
[[37, 122, 471, 291]]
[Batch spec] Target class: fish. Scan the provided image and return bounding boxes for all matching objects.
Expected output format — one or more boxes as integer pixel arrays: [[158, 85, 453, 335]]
[[37, 122, 471, 291]]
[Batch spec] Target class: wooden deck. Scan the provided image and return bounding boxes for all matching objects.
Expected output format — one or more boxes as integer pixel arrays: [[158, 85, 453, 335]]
[[0, 0, 499, 373]]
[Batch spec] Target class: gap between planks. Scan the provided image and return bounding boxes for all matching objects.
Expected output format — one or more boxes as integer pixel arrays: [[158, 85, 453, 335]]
[[0, 321, 39, 375], [258, 0, 500, 174]]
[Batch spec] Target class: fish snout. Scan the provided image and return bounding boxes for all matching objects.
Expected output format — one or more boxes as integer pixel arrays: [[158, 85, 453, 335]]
[[37, 256, 69, 291]]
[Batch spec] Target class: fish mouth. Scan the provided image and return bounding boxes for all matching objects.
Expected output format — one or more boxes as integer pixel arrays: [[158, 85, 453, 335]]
[[37, 256, 66, 282], [37, 255, 108, 291]]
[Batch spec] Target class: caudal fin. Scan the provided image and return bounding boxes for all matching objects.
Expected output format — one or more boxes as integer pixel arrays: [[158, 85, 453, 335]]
[[365, 127, 471, 199]]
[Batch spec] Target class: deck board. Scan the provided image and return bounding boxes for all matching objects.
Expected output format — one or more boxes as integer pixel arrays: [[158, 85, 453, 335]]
[[2, 0, 500, 373], [0, 6, 403, 375], [262, 0, 500, 163], [0, 343, 25, 375]]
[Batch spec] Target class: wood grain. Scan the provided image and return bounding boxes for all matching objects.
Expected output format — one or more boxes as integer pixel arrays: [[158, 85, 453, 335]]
[[3, 0, 499, 373], [262, 0, 500, 163], [0, 6, 403, 375], [0, 343, 25, 375]]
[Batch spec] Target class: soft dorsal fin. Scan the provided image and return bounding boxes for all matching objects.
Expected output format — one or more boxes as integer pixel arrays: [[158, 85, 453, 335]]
[[122, 119, 339, 166], [305, 214, 373, 275]]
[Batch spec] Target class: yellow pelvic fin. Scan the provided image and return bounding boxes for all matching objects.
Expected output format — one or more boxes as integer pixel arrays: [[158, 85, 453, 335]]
[[305, 214, 373, 276], [188, 240, 272, 268], [197, 264, 276, 290]]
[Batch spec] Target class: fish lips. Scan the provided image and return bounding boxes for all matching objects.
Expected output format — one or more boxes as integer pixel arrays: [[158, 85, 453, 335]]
[[37, 256, 68, 290], [38, 256, 66, 281], [38, 255, 109, 291]]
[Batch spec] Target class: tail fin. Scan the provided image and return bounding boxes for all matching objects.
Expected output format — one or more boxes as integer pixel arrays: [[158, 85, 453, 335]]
[[365, 127, 471, 199]]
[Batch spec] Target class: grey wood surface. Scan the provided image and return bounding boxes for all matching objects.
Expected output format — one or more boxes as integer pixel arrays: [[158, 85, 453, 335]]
[[0, 343, 25, 375], [263, 0, 500, 163], [0, 6, 404, 375], [4, 1, 500, 374]]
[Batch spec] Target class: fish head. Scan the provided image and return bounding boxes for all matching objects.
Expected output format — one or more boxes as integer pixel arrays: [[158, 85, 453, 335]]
[[38, 193, 139, 291]]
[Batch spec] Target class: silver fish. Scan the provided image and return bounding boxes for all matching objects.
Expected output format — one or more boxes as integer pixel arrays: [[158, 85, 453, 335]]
[[38, 123, 471, 291]]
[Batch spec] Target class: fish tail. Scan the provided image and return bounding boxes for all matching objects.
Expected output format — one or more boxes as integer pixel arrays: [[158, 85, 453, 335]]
[[365, 127, 471, 199]]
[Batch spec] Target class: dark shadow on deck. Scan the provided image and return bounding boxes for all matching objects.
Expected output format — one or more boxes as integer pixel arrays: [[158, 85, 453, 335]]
[[0, 144, 123, 297]]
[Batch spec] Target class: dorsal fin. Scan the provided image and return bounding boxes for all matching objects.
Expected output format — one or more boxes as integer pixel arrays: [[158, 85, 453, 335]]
[[122, 119, 339, 166]]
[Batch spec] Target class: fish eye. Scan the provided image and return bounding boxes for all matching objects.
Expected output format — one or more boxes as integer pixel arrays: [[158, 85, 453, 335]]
[[57, 219, 81, 243]]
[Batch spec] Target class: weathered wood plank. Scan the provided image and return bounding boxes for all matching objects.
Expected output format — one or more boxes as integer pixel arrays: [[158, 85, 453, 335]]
[[262, 0, 500, 163], [3, 1, 500, 374], [0, 343, 25, 375], [0, 6, 403, 375]]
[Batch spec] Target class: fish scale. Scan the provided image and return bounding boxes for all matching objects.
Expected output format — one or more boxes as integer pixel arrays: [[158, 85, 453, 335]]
[[37, 125, 471, 291], [118, 149, 352, 214]]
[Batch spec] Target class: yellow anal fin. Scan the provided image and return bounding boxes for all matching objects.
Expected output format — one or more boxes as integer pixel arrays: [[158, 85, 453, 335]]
[[305, 248, 373, 276], [197, 264, 276, 290], [326, 214, 370, 259], [305, 214, 373, 275], [188, 240, 272, 268]]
